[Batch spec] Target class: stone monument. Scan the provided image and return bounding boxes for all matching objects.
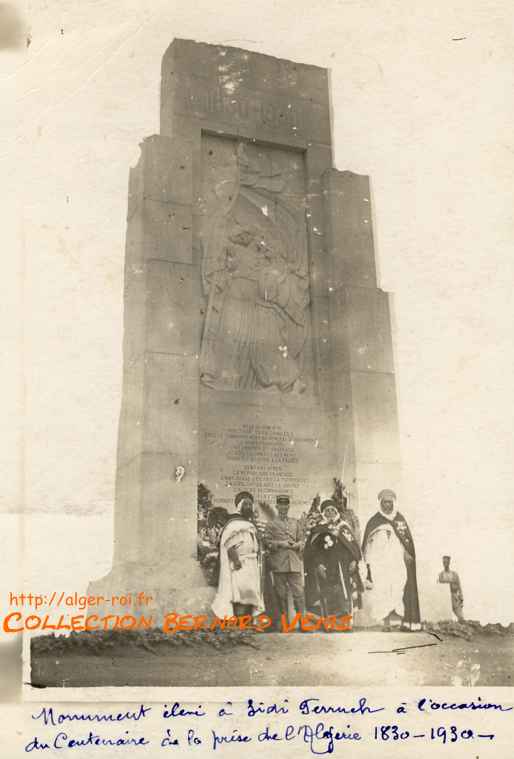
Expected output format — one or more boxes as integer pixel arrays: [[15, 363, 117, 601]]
[[89, 39, 401, 613]]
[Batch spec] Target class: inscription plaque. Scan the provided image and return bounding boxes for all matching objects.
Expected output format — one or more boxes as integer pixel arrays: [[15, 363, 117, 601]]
[[207, 422, 305, 496], [199, 396, 336, 511]]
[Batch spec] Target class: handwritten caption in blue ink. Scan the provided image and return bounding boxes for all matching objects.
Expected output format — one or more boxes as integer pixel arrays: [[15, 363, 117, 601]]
[[25, 696, 510, 754]]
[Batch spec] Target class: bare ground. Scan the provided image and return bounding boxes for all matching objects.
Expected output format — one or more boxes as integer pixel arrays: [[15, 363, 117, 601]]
[[30, 631, 514, 689]]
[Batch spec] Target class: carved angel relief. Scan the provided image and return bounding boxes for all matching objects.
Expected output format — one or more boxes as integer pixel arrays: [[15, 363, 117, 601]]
[[199, 142, 310, 394]]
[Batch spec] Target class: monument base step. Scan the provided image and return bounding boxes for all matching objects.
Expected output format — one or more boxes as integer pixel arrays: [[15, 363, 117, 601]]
[[87, 561, 215, 617]]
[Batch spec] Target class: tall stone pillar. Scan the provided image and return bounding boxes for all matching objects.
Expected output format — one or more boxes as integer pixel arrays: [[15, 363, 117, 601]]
[[90, 134, 208, 612], [90, 39, 403, 618], [324, 170, 401, 524]]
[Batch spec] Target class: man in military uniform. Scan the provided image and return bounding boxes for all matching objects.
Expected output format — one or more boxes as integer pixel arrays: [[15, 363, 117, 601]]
[[264, 495, 305, 626]]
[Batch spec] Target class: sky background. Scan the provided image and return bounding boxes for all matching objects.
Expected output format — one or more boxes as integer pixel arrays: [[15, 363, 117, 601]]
[[1, 0, 514, 625]]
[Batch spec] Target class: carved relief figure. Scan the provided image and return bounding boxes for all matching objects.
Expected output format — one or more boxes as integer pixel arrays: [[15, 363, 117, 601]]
[[200, 143, 310, 393]]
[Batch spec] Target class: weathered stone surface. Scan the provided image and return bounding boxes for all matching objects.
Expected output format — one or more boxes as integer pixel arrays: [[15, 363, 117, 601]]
[[199, 387, 337, 510], [324, 169, 377, 289], [351, 372, 401, 464], [143, 353, 199, 454], [197, 133, 313, 396], [137, 452, 198, 562], [112, 455, 143, 564], [331, 287, 395, 374], [145, 261, 200, 355], [142, 200, 193, 264], [137, 135, 193, 206], [161, 39, 331, 148], [308, 235, 331, 299], [90, 40, 402, 622], [116, 355, 145, 467]]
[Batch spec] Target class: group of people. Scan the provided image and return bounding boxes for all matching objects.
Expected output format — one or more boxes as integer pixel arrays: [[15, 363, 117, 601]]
[[211, 487, 423, 632]]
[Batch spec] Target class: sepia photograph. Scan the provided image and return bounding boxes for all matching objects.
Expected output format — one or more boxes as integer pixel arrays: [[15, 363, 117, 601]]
[[1, 2, 514, 753]]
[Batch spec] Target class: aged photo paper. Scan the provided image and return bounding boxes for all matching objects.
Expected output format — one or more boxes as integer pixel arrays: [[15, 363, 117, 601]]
[[1, 0, 513, 755]]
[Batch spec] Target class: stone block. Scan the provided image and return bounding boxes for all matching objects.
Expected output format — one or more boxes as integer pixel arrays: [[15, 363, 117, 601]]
[[164, 76, 260, 144], [116, 355, 145, 467], [138, 452, 198, 564], [300, 100, 332, 146], [322, 369, 351, 414], [103, 40, 403, 617], [165, 38, 328, 106], [324, 169, 377, 289], [327, 338, 352, 396], [163, 39, 217, 81], [122, 240, 147, 364], [246, 93, 330, 147], [304, 148, 332, 305], [167, 115, 203, 183], [327, 405, 357, 490], [330, 287, 394, 374], [310, 296, 332, 386], [127, 164, 143, 228], [310, 295, 330, 335], [329, 376, 355, 419], [215, 44, 254, 88], [297, 64, 330, 105], [351, 371, 401, 465], [145, 260, 201, 356], [162, 41, 331, 149], [250, 52, 299, 95], [308, 233, 330, 298], [143, 453, 198, 515], [345, 288, 394, 374], [142, 199, 193, 264], [139, 135, 193, 206], [256, 117, 307, 150], [312, 326, 334, 408], [306, 143, 333, 187], [113, 455, 143, 564], [326, 293, 349, 373], [143, 353, 199, 455]]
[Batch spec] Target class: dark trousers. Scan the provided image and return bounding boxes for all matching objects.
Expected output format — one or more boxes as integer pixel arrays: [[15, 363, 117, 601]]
[[273, 571, 305, 617], [232, 602, 255, 617]]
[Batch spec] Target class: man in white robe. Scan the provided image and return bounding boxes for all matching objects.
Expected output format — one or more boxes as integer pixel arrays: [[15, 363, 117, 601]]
[[212, 491, 264, 619], [437, 555, 464, 621], [362, 489, 421, 631]]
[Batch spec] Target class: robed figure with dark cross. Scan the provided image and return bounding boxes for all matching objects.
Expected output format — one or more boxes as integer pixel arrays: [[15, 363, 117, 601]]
[[303, 499, 363, 628], [362, 489, 421, 631]]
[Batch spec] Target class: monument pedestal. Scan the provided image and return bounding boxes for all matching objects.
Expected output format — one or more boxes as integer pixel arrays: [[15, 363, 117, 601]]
[[90, 40, 402, 618]]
